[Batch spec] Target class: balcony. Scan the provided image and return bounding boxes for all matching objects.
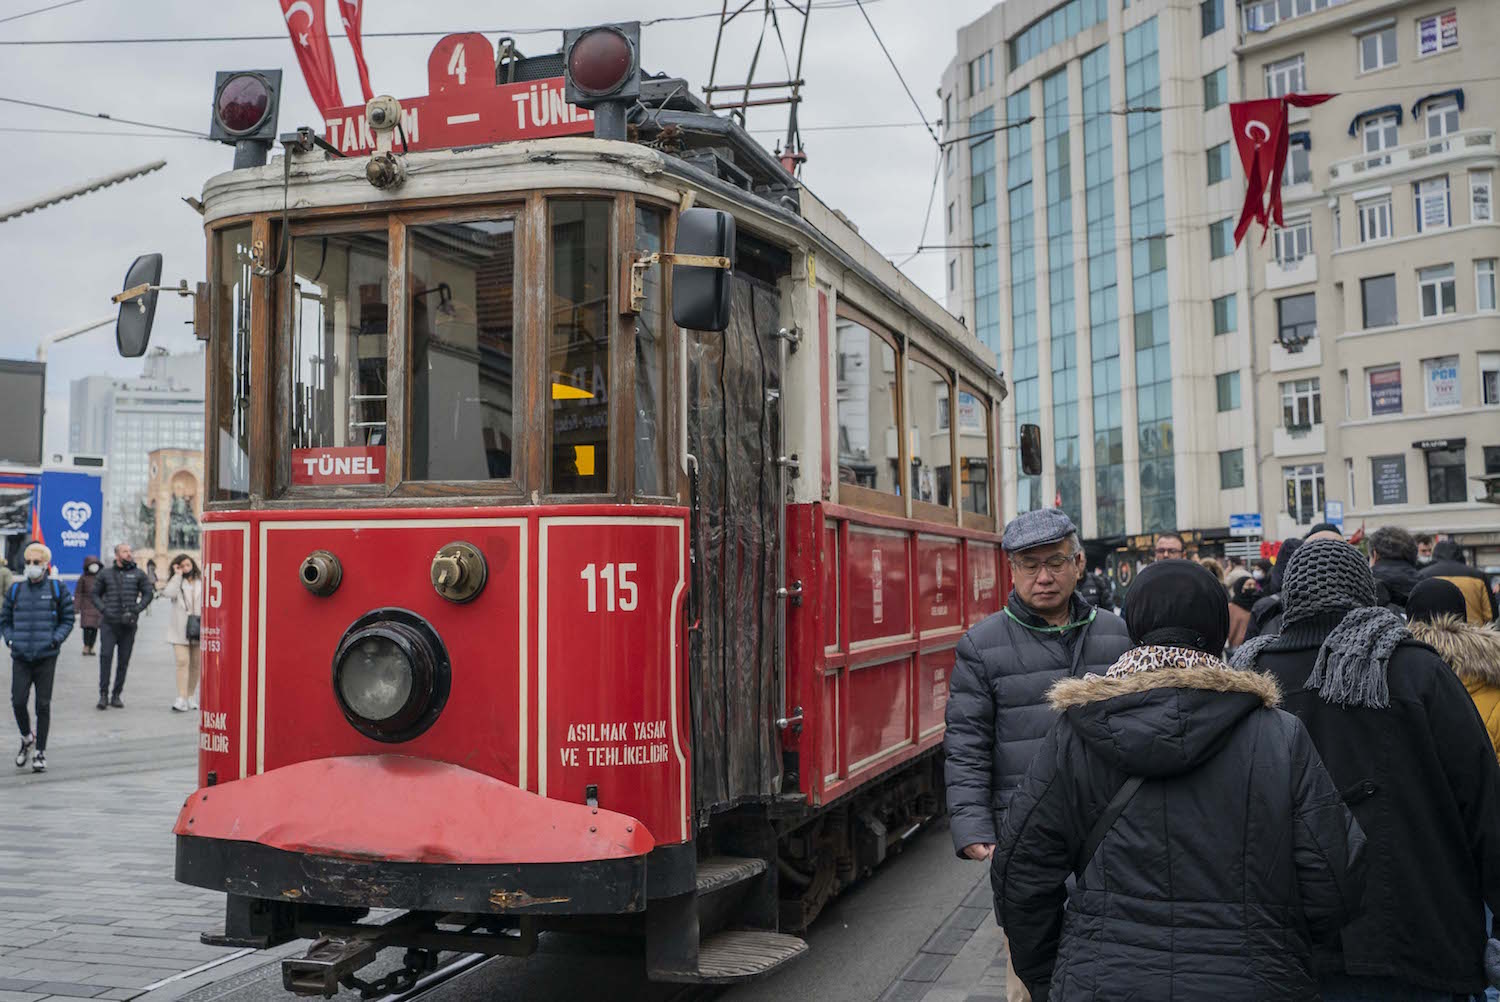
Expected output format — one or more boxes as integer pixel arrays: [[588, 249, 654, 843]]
[[1266, 253, 1317, 291], [1270, 334, 1321, 372], [1274, 422, 1326, 458], [1329, 128, 1496, 185]]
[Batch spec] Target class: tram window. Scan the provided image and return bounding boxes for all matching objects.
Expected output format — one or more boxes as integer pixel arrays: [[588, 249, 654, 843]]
[[835, 318, 900, 496], [285, 231, 389, 484], [549, 200, 612, 494], [957, 388, 991, 516], [908, 355, 953, 507], [634, 207, 667, 496], [212, 224, 253, 500], [408, 219, 517, 482]]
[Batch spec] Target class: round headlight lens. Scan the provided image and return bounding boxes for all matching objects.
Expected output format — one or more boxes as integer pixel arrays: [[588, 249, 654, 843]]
[[337, 634, 413, 722], [216, 73, 272, 135]]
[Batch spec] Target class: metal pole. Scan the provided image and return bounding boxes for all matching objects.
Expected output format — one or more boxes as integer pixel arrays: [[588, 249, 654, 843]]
[[36, 315, 115, 364]]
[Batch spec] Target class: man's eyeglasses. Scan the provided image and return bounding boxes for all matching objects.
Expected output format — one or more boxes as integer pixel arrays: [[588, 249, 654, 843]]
[[1154, 546, 1184, 558], [1011, 554, 1075, 576]]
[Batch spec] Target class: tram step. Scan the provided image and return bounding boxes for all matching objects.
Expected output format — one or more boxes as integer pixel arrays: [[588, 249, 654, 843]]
[[694, 855, 768, 896], [658, 930, 808, 984]]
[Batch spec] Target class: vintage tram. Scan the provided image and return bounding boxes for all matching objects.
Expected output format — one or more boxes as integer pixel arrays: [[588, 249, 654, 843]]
[[117, 23, 1012, 994]]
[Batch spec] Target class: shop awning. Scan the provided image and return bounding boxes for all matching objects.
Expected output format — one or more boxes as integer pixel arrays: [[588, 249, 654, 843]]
[[1348, 104, 1402, 137]]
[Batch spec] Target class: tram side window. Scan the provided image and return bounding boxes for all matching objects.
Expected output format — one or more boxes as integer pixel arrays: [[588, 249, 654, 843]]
[[408, 219, 517, 481], [212, 225, 253, 500], [634, 207, 667, 497], [908, 355, 953, 507], [835, 318, 900, 495], [957, 388, 991, 516], [549, 200, 611, 494], [286, 232, 389, 485]]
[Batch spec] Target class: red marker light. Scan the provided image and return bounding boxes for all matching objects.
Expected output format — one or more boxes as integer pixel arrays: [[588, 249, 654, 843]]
[[567, 27, 633, 96], [216, 74, 272, 135]]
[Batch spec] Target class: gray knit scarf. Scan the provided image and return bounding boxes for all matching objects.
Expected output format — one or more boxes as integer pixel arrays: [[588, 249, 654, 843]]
[[1229, 540, 1409, 708]]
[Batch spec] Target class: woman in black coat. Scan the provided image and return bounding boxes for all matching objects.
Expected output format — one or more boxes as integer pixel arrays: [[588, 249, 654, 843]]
[[1234, 539, 1500, 999], [994, 560, 1364, 1002]]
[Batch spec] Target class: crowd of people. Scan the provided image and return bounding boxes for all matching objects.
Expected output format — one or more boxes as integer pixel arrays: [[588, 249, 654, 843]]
[[1, 543, 205, 772], [947, 508, 1500, 1002]]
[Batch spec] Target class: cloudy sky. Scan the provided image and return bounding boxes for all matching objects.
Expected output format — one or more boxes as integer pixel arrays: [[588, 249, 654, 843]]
[[0, 0, 993, 455]]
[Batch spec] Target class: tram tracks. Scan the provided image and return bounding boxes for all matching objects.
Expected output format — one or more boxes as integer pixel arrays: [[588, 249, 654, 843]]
[[362, 951, 723, 1002]]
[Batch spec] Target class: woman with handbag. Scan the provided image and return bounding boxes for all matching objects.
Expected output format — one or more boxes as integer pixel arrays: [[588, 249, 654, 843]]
[[162, 554, 203, 713]]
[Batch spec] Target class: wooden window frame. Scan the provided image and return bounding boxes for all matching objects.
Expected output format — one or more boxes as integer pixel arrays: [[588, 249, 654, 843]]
[[628, 195, 681, 503], [905, 344, 959, 527], [957, 379, 997, 533], [833, 301, 906, 519]]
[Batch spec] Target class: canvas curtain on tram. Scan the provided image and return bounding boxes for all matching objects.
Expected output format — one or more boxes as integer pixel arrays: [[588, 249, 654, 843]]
[[685, 274, 782, 815]]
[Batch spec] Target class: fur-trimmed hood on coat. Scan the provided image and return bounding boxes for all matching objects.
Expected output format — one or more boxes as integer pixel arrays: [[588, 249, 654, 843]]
[[1410, 615, 1500, 688], [1046, 648, 1284, 779]]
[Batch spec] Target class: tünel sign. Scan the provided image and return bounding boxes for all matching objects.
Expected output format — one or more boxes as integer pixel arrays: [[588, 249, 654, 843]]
[[292, 446, 386, 486]]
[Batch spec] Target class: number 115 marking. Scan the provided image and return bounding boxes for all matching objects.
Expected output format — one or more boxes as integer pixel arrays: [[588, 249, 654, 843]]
[[580, 563, 638, 613]]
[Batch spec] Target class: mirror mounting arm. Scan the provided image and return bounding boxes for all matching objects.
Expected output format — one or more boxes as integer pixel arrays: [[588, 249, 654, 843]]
[[623, 250, 732, 316], [113, 280, 195, 314]]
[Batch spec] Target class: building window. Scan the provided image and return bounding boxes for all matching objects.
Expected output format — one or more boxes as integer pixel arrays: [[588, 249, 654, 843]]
[[1216, 371, 1241, 411], [1368, 364, 1403, 416], [1341, 368, 1351, 419], [1480, 351, 1499, 405], [1207, 142, 1232, 185], [1361, 274, 1398, 328], [1479, 260, 1497, 312], [1426, 445, 1467, 504], [1219, 448, 1244, 489], [1371, 455, 1408, 505], [1209, 217, 1235, 259], [1417, 9, 1458, 57], [1358, 26, 1397, 72], [1265, 55, 1305, 99], [1418, 265, 1457, 319], [1284, 463, 1326, 525], [1424, 97, 1460, 143], [1201, 0, 1224, 35], [1423, 354, 1461, 409], [1486, 446, 1500, 475], [1276, 292, 1317, 348], [1203, 66, 1228, 110], [1472, 170, 1492, 223], [1282, 138, 1311, 186], [1213, 293, 1237, 335], [1362, 113, 1399, 165], [1415, 176, 1451, 231], [946, 201, 955, 234], [1281, 377, 1322, 429], [1244, 0, 1352, 31], [948, 259, 956, 291], [1357, 195, 1392, 242], [1273, 216, 1312, 266], [1346, 456, 1357, 507]]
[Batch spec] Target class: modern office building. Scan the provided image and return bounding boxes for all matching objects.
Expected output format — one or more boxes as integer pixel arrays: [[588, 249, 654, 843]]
[[68, 348, 206, 552], [1241, 0, 1500, 561], [941, 0, 1257, 562]]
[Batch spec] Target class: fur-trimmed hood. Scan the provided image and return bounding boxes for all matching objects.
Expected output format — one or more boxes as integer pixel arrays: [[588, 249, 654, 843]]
[[1410, 615, 1500, 688], [1047, 648, 1284, 778]]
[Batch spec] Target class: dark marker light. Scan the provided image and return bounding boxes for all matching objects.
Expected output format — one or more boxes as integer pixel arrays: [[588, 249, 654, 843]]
[[566, 26, 634, 97], [214, 73, 273, 135], [332, 609, 450, 743]]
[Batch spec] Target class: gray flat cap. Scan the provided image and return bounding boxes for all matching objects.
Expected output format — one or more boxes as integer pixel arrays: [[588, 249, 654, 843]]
[[1002, 508, 1078, 553]]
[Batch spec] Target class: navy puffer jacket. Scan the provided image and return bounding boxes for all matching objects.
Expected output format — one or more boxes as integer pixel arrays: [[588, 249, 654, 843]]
[[1, 577, 76, 660]]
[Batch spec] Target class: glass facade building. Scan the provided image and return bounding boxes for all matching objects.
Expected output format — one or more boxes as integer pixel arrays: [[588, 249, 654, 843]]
[[1007, 87, 1042, 512], [969, 107, 1001, 353], [1044, 70, 1081, 525]]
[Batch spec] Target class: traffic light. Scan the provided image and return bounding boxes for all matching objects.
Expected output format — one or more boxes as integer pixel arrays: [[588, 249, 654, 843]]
[[562, 23, 640, 140], [208, 70, 283, 167]]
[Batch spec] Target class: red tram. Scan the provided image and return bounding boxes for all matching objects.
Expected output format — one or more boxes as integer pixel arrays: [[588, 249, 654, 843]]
[[115, 23, 1011, 993]]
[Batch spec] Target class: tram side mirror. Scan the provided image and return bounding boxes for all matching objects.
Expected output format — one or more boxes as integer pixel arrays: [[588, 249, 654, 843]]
[[1019, 423, 1044, 477], [115, 253, 163, 358], [672, 208, 736, 333]]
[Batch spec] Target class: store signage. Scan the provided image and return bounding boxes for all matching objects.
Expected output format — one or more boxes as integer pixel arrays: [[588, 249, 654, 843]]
[[1424, 356, 1461, 410], [1229, 513, 1262, 537], [1324, 500, 1343, 529], [1414, 438, 1465, 451], [1371, 455, 1408, 506], [1369, 367, 1402, 416]]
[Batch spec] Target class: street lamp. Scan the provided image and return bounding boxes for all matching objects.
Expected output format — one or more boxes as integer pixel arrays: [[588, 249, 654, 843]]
[[36, 316, 115, 364]]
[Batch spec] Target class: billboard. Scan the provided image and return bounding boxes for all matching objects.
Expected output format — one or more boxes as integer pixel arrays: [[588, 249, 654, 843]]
[[0, 361, 45, 467], [36, 470, 104, 578]]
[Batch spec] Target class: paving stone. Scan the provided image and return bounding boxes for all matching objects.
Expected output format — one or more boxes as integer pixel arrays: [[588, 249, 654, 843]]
[[900, 952, 954, 984], [944, 906, 990, 933], [877, 980, 932, 1002], [24, 985, 108, 999], [920, 925, 975, 957], [0, 991, 46, 1002], [97, 991, 142, 1001], [0, 983, 40, 993]]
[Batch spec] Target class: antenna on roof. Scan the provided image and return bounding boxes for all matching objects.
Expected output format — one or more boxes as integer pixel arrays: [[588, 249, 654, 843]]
[[703, 1, 812, 176]]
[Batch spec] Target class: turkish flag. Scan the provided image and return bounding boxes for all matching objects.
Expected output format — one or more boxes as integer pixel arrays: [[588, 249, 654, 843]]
[[338, 0, 374, 104], [1230, 93, 1336, 246], [279, 0, 343, 119]]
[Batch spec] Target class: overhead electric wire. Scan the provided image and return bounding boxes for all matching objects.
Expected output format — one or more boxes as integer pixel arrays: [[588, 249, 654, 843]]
[[0, 125, 202, 138], [0, 95, 209, 137], [850, 0, 938, 147], [0, 0, 88, 24], [894, 146, 943, 269]]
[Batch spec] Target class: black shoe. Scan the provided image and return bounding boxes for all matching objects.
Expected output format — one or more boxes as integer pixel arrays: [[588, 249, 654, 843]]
[[97, 695, 108, 710], [110, 695, 124, 709]]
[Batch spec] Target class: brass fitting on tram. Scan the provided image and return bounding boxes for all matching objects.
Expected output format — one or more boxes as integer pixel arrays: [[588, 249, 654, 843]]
[[299, 550, 343, 597], [430, 542, 487, 604], [364, 95, 407, 190]]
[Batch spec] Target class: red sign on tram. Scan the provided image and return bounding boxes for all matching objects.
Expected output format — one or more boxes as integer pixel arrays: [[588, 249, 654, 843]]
[[291, 446, 385, 485], [323, 33, 595, 156]]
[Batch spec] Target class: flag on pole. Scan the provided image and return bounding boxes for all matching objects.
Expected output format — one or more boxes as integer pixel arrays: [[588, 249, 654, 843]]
[[279, 0, 344, 119], [1230, 93, 1336, 247], [339, 0, 374, 103]]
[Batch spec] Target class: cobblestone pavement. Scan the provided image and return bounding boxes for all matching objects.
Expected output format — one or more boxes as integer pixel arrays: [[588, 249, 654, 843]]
[[877, 871, 1015, 1002]]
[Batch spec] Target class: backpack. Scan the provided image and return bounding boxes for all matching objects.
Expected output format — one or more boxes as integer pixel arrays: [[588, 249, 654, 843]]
[[8, 578, 64, 614]]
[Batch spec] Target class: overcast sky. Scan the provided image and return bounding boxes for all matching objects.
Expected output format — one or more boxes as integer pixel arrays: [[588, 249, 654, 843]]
[[0, 0, 993, 455]]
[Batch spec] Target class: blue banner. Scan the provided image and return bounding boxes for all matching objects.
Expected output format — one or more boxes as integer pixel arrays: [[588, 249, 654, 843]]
[[35, 470, 104, 579]]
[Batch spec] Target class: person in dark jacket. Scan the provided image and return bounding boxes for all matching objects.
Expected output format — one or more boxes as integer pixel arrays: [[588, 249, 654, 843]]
[[1233, 539, 1500, 999], [945, 508, 1132, 862], [1418, 539, 1499, 624], [994, 560, 1365, 1002], [91, 542, 153, 710], [73, 556, 103, 655], [1367, 525, 1421, 610], [1243, 535, 1302, 643], [1, 543, 75, 773]]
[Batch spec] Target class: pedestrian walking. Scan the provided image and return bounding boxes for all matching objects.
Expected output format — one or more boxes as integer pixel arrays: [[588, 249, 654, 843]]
[[0, 559, 12, 601], [0, 543, 75, 773], [1408, 577, 1500, 762], [1233, 539, 1500, 999], [994, 559, 1365, 1002], [1244, 536, 1302, 643], [162, 554, 203, 713], [1224, 554, 1251, 591], [1417, 539, 1499, 625], [1226, 573, 1262, 654], [1367, 526, 1421, 610], [1151, 531, 1186, 560], [91, 543, 153, 710], [73, 556, 102, 656]]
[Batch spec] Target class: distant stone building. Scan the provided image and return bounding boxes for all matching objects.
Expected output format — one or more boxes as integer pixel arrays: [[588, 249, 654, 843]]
[[138, 448, 203, 580]]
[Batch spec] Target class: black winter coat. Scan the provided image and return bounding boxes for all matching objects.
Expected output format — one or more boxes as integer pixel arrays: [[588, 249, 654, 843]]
[[944, 593, 1132, 854], [1370, 557, 1420, 608], [1, 577, 76, 660], [993, 652, 1366, 1002], [1253, 614, 1500, 993], [92, 561, 153, 627]]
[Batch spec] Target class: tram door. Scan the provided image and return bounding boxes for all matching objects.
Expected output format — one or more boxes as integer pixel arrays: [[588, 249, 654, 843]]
[[685, 259, 785, 817]]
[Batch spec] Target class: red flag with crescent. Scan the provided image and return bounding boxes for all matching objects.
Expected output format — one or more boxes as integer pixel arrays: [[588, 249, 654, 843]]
[[279, 0, 343, 119], [338, 0, 374, 103], [1230, 92, 1336, 246]]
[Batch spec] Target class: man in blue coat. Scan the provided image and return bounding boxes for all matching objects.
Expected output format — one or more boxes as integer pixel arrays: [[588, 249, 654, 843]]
[[1, 543, 75, 772]]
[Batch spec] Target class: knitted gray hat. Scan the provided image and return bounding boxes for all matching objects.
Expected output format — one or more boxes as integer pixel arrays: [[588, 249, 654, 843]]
[[1281, 538, 1378, 624]]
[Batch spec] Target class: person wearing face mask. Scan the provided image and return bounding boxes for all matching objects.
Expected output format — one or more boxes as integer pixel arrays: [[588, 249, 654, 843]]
[[91, 543, 153, 710], [73, 557, 103, 656], [0, 543, 75, 773]]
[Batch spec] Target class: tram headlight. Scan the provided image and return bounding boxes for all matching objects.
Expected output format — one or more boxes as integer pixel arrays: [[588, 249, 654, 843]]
[[332, 610, 450, 742]]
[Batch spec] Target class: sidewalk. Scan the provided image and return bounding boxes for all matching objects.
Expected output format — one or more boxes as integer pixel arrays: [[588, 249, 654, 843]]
[[878, 871, 1015, 1002]]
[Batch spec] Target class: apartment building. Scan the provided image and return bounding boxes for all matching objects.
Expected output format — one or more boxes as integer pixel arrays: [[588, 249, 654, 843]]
[[941, 0, 1257, 562], [1241, 0, 1500, 561]]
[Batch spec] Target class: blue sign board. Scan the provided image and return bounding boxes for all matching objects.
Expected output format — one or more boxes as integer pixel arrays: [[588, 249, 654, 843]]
[[1324, 500, 1344, 530], [1229, 513, 1263, 537], [35, 470, 104, 580]]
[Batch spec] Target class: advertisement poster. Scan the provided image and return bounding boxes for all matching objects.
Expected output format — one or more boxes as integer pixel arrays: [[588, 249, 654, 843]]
[[1424, 356, 1461, 410], [1369, 367, 1403, 416], [1371, 455, 1408, 506]]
